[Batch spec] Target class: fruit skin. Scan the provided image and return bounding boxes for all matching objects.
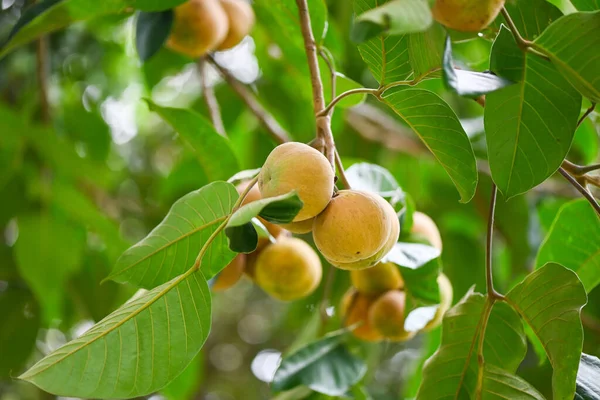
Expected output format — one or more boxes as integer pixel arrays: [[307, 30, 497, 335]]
[[351, 262, 403, 296], [280, 218, 314, 234], [432, 0, 505, 32], [212, 254, 246, 291], [313, 190, 398, 270], [259, 142, 334, 222], [369, 290, 415, 342], [340, 289, 382, 342], [411, 211, 442, 251], [167, 0, 229, 58], [217, 0, 255, 51], [255, 237, 322, 301], [422, 273, 453, 332]]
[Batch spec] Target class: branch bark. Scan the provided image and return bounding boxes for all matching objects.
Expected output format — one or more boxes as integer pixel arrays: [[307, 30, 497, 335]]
[[558, 167, 600, 216], [198, 58, 226, 136], [206, 55, 290, 145]]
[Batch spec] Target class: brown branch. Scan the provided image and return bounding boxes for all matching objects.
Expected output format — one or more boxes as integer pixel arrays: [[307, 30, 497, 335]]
[[198, 58, 226, 136], [577, 103, 596, 127], [558, 167, 600, 216], [206, 55, 290, 144], [36, 37, 50, 124], [295, 0, 336, 166], [335, 150, 351, 189]]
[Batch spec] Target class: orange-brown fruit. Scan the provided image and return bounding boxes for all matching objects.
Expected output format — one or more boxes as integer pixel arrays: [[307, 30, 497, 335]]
[[217, 0, 255, 50], [167, 0, 229, 58], [340, 289, 382, 342], [313, 190, 399, 270], [237, 181, 286, 239], [422, 273, 454, 332], [432, 0, 505, 32], [254, 237, 322, 301], [350, 262, 403, 296], [280, 218, 314, 234], [259, 142, 334, 222], [369, 290, 415, 342], [212, 254, 246, 291], [411, 211, 442, 251]]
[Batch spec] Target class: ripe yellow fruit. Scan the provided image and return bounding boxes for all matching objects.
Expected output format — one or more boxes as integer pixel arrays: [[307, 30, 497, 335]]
[[432, 0, 505, 32], [313, 190, 399, 270], [217, 0, 255, 51], [167, 0, 229, 58], [369, 290, 415, 342], [280, 218, 314, 234], [350, 262, 403, 296], [212, 254, 246, 291], [254, 237, 322, 301], [422, 273, 454, 332], [411, 211, 442, 251], [340, 289, 382, 342], [259, 142, 334, 222]]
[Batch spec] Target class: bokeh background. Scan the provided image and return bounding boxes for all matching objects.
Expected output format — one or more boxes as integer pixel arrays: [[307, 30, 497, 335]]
[[1, 0, 599, 399]]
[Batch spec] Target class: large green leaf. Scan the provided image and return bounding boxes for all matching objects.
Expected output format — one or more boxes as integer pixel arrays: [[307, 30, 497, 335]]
[[161, 352, 204, 400], [506, 263, 587, 400], [345, 162, 406, 209], [0, 288, 40, 378], [146, 102, 239, 182], [484, 27, 581, 198], [502, 0, 564, 40], [107, 181, 238, 288], [0, 0, 187, 58], [383, 89, 478, 202], [417, 291, 526, 399], [407, 23, 445, 81], [571, 0, 600, 10], [534, 11, 600, 103], [272, 333, 366, 396], [575, 353, 600, 399], [15, 213, 86, 322], [481, 365, 545, 399], [536, 200, 600, 292], [136, 10, 174, 62], [352, 0, 432, 42], [19, 269, 211, 398]]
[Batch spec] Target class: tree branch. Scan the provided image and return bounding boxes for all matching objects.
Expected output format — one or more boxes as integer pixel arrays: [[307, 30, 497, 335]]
[[295, 0, 336, 166], [206, 55, 290, 145], [198, 58, 226, 136], [558, 167, 600, 216], [317, 88, 379, 117], [36, 36, 50, 124], [577, 103, 596, 127]]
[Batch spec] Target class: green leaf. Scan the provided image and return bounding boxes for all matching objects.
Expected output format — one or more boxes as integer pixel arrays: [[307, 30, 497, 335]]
[[571, 0, 600, 10], [481, 365, 545, 399], [352, 0, 432, 42], [417, 291, 526, 399], [570, 117, 599, 164], [506, 263, 587, 400], [534, 11, 600, 103], [15, 213, 86, 322], [484, 26, 581, 198], [108, 181, 238, 288], [408, 23, 445, 81], [136, 10, 174, 62], [321, 69, 368, 109], [161, 352, 204, 400], [19, 269, 211, 399], [227, 168, 261, 185], [536, 200, 600, 292], [383, 88, 478, 202], [502, 0, 564, 40], [384, 243, 441, 303], [345, 162, 406, 208], [272, 333, 366, 396], [442, 37, 513, 97], [146, 101, 239, 182], [0, 288, 40, 378], [575, 353, 600, 399]]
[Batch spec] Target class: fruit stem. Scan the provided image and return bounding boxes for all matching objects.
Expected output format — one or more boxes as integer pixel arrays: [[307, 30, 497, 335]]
[[206, 55, 291, 144], [335, 149, 351, 189], [317, 88, 380, 118], [577, 102, 597, 128], [198, 58, 226, 136]]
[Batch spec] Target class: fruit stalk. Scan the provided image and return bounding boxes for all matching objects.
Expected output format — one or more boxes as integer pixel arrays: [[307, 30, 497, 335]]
[[198, 58, 226, 136]]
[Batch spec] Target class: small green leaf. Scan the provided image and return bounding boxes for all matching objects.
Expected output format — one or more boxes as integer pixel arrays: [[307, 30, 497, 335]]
[[485, 26, 581, 198], [481, 365, 545, 399], [272, 333, 366, 396], [352, 0, 432, 42], [136, 10, 174, 62], [225, 191, 303, 253], [146, 101, 239, 182], [408, 23, 445, 82], [536, 200, 600, 292], [442, 36, 513, 97], [383, 89, 478, 202], [227, 168, 261, 185], [19, 270, 211, 399], [575, 353, 600, 399], [534, 11, 600, 103], [571, 0, 600, 10], [108, 181, 238, 288], [345, 162, 406, 208], [506, 263, 587, 400]]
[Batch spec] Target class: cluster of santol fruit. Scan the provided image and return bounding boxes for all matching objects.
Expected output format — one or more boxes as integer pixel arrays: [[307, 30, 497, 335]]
[[213, 143, 452, 342]]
